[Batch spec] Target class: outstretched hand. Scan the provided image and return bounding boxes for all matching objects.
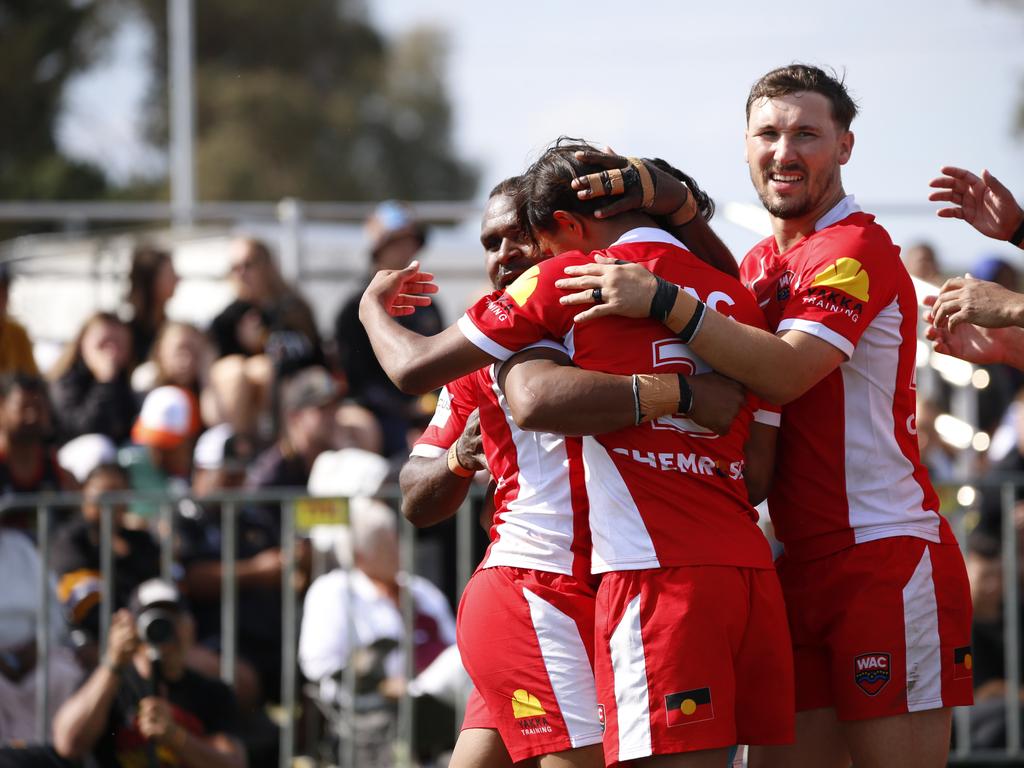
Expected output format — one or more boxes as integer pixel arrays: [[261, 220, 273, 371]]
[[928, 166, 1024, 242], [360, 260, 438, 318], [554, 255, 658, 323], [927, 276, 1024, 331], [924, 319, 1012, 366], [570, 150, 692, 219]]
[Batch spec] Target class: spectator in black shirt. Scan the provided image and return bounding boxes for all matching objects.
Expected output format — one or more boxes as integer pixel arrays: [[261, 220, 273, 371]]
[[124, 246, 179, 366], [52, 580, 245, 768], [49, 312, 137, 446], [333, 202, 442, 457]]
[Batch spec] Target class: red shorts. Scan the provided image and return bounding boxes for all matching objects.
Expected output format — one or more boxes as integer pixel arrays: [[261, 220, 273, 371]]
[[594, 566, 794, 765], [777, 537, 974, 721], [456, 566, 602, 762], [462, 688, 494, 731]]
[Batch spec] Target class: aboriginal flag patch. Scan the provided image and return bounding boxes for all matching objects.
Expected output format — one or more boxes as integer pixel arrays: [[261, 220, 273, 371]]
[[954, 646, 973, 680], [665, 687, 713, 726]]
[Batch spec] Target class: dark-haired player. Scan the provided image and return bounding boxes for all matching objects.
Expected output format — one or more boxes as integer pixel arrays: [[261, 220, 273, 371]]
[[558, 65, 973, 768]]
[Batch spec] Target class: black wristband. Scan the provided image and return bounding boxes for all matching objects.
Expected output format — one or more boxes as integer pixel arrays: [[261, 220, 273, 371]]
[[649, 277, 679, 323], [676, 374, 693, 416], [1010, 217, 1024, 249], [677, 300, 707, 344]]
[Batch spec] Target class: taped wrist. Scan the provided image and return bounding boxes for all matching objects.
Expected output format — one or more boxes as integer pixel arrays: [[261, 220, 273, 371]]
[[676, 374, 694, 416], [665, 185, 699, 227], [677, 300, 707, 343], [447, 443, 475, 478], [648, 277, 679, 323], [633, 373, 681, 423]]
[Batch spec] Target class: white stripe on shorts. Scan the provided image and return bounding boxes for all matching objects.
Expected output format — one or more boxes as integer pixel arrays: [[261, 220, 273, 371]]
[[903, 546, 943, 711], [609, 593, 652, 761], [523, 587, 603, 748]]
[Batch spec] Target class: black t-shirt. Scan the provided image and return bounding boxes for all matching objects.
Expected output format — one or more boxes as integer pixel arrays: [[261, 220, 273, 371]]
[[209, 298, 324, 376], [93, 666, 239, 768], [50, 518, 162, 636]]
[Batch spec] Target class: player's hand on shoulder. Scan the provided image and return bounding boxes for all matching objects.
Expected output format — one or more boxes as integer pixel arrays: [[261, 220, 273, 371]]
[[455, 409, 487, 472], [685, 372, 745, 436], [555, 256, 658, 324]]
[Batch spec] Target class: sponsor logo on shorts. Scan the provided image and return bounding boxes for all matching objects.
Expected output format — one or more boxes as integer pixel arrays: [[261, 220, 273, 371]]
[[954, 646, 973, 680], [854, 652, 890, 696], [511, 689, 553, 736], [597, 704, 605, 733], [665, 687, 714, 727]]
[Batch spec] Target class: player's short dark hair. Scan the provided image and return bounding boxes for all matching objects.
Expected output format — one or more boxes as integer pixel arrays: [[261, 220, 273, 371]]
[[516, 137, 714, 241], [488, 175, 522, 199], [746, 64, 859, 131]]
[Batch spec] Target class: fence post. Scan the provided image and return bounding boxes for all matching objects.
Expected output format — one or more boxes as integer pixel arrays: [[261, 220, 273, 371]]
[[279, 500, 297, 768], [277, 198, 304, 284], [35, 505, 51, 743], [99, 502, 114, 653], [396, 518, 416, 767], [1002, 482, 1021, 756], [220, 501, 237, 685], [160, 502, 174, 582]]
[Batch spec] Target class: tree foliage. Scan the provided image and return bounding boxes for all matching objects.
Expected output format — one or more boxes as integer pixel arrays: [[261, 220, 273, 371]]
[[135, 0, 477, 201], [0, 0, 109, 201]]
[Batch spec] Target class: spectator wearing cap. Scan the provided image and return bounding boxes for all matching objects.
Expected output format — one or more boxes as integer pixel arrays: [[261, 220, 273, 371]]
[[0, 264, 39, 377], [333, 202, 442, 458], [246, 366, 339, 490], [0, 373, 76, 531], [174, 424, 283, 708], [0, 523, 81, 746], [207, 238, 324, 440], [49, 313, 136, 445], [120, 386, 201, 519], [50, 463, 161, 660], [52, 580, 245, 768]]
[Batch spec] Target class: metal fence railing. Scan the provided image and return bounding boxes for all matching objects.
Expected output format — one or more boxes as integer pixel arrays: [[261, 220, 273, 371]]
[[3, 481, 1023, 766]]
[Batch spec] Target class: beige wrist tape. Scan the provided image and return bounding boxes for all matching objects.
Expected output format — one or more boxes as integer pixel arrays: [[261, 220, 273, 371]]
[[447, 443, 475, 478], [666, 290, 695, 334], [666, 187, 699, 227], [635, 374, 681, 422]]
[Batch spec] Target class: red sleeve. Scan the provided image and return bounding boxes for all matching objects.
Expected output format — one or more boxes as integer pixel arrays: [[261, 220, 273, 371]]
[[777, 222, 900, 357], [410, 373, 479, 458], [457, 255, 584, 359]]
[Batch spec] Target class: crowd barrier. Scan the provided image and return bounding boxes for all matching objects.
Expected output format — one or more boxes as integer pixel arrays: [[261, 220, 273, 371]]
[[3, 482, 1022, 767]]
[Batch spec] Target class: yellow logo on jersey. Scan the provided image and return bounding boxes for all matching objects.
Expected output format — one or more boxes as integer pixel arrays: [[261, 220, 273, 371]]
[[505, 265, 540, 307], [511, 689, 546, 719], [810, 258, 870, 302]]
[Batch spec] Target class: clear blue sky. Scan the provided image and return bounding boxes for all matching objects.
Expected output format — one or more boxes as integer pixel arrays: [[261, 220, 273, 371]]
[[60, 0, 1024, 270]]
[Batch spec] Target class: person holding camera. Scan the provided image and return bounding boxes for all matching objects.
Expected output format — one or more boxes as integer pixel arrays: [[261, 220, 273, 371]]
[[52, 580, 246, 768]]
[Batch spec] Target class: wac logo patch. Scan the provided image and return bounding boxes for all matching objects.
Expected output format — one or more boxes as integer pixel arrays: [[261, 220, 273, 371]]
[[597, 704, 606, 733], [854, 652, 890, 696], [810, 257, 870, 302]]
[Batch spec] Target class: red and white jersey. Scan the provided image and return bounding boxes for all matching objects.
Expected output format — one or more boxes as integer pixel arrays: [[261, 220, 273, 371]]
[[459, 228, 777, 574], [411, 350, 593, 580], [740, 196, 946, 561]]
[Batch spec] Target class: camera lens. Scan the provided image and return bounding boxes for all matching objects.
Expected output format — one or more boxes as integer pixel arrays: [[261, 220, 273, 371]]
[[137, 608, 177, 645]]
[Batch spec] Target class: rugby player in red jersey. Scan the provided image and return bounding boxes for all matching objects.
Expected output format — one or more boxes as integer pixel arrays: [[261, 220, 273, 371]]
[[396, 172, 751, 768], [557, 65, 973, 768], [360, 140, 795, 767]]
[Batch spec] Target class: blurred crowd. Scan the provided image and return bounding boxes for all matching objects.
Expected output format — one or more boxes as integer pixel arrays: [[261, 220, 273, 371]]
[[0, 203, 1022, 764], [0, 203, 474, 768]]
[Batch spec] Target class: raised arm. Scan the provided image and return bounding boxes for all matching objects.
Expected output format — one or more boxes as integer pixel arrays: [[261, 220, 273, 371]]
[[358, 262, 495, 393], [569, 150, 739, 278], [497, 347, 745, 437], [928, 166, 1024, 248], [553, 260, 843, 405]]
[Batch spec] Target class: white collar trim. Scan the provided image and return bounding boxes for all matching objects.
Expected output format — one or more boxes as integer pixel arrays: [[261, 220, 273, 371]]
[[814, 195, 860, 231], [608, 226, 687, 250]]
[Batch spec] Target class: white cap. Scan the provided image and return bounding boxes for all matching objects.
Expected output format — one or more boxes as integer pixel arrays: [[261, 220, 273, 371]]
[[57, 433, 118, 483], [193, 423, 234, 470]]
